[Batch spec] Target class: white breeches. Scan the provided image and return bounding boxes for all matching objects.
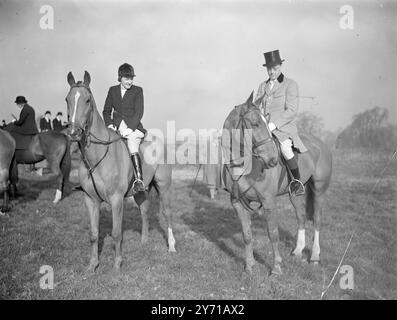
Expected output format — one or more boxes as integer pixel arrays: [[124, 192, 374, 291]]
[[119, 120, 144, 154], [280, 138, 295, 160]]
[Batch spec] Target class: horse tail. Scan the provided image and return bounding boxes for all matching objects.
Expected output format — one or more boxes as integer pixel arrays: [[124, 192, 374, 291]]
[[60, 134, 72, 188]]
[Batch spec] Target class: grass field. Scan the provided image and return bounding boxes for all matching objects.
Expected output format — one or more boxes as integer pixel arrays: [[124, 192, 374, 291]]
[[0, 148, 396, 300]]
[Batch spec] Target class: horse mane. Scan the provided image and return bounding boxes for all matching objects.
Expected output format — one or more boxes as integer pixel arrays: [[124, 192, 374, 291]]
[[221, 103, 249, 164]]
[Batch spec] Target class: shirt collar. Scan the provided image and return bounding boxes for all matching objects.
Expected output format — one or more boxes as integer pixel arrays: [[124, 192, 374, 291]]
[[266, 72, 284, 84]]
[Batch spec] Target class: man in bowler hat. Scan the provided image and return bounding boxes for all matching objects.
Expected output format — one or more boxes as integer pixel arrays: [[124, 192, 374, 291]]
[[103, 63, 146, 193], [11, 96, 39, 135], [255, 50, 307, 196]]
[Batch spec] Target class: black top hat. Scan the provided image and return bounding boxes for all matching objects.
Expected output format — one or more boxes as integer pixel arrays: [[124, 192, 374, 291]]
[[15, 96, 27, 104], [262, 50, 285, 68]]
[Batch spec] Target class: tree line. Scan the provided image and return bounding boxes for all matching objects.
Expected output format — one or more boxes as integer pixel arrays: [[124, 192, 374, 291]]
[[297, 106, 397, 152]]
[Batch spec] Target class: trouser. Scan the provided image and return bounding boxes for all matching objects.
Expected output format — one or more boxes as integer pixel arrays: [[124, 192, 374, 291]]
[[118, 120, 144, 154], [279, 138, 295, 160]]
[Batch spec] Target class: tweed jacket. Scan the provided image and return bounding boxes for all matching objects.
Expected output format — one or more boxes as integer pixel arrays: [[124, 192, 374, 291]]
[[254, 73, 307, 152]]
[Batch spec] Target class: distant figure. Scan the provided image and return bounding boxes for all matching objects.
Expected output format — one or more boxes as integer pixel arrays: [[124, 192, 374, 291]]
[[0, 120, 6, 129], [9, 96, 39, 135], [52, 112, 65, 132], [40, 110, 52, 132]]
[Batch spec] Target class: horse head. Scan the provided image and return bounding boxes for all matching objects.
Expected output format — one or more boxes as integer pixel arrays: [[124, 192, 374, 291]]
[[224, 91, 278, 169], [65, 71, 93, 141]]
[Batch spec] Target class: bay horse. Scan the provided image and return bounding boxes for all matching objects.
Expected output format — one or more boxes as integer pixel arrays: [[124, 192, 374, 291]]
[[0, 129, 16, 214], [221, 93, 332, 275], [65, 71, 175, 272], [3, 125, 72, 204]]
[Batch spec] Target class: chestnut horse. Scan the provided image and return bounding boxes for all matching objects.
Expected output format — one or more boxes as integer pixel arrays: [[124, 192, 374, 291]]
[[65, 71, 175, 272], [0, 129, 16, 214], [221, 93, 332, 275]]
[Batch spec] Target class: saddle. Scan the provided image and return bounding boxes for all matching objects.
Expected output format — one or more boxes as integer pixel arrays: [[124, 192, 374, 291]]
[[9, 132, 35, 150], [225, 140, 300, 211]]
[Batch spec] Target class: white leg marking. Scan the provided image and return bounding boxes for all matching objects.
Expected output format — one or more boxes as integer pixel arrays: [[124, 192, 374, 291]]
[[293, 229, 305, 255], [53, 189, 62, 204], [168, 227, 176, 252], [311, 230, 320, 261]]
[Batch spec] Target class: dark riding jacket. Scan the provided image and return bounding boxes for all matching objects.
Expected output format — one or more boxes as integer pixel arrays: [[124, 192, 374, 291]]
[[103, 84, 146, 133], [52, 118, 64, 132], [12, 104, 39, 135], [40, 117, 52, 132]]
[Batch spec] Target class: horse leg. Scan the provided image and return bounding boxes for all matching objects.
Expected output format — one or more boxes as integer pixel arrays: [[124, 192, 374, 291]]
[[110, 194, 124, 271], [289, 194, 306, 259], [84, 194, 100, 273], [154, 164, 176, 252], [41, 144, 64, 203], [9, 155, 18, 199], [310, 189, 323, 265], [159, 188, 176, 252], [262, 200, 283, 275], [134, 191, 150, 244], [232, 201, 255, 274]]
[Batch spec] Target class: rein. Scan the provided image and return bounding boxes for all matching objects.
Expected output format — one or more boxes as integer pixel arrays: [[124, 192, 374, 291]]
[[226, 106, 275, 212], [69, 83, 122, 201]]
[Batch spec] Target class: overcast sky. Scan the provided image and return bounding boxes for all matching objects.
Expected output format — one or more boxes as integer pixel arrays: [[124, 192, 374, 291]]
[[0, 0, 396, 134]]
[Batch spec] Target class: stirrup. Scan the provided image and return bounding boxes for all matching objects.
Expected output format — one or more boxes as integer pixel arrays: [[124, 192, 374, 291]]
[[288, 179, 305, 196], [132, 178, 146, 193]]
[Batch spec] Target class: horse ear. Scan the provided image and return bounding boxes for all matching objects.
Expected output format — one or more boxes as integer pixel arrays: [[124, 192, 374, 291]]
[[83, 71, 91, 87], [246, 91, 254, 105], [67, 72, 75, 87]]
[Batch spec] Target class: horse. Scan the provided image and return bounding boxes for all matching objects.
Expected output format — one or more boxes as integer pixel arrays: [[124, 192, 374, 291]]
[[3, 125, 72, 204], [221, 93, 332, 275], [0, 129, 16, 214], [65, 71, 175, 272]]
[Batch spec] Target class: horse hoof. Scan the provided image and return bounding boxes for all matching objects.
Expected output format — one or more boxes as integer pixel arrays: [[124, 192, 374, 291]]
[[311, 260, 320, 266], [271, 265, 283, 276], [85, 264, 98, 275], [141, 236, 148, 245], [168, 246, 176, 253], [1, 206, 10, 213], [244, 264, 254, 275], [113, 258, 122, 271]]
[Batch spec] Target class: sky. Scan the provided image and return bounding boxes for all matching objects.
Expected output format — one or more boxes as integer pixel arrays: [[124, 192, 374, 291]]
[[0, 0, 396, 135]]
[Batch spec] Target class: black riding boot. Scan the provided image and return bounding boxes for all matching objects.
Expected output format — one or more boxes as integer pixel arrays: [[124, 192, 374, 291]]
[[131, 152, 145, 193], [286, 156, 305, 196]]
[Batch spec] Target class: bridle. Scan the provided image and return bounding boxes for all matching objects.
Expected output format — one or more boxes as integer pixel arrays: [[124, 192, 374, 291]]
[[67, 83, 122, 201], [234, 105, 276, 159], [225, 104, 277, 212]]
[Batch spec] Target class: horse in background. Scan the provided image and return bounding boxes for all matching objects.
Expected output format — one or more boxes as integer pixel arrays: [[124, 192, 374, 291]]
[[221, 93, 332, 275], [3, 124, 72, 204], [0, 129, 16, 214], [65, 71, 175, 273]]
